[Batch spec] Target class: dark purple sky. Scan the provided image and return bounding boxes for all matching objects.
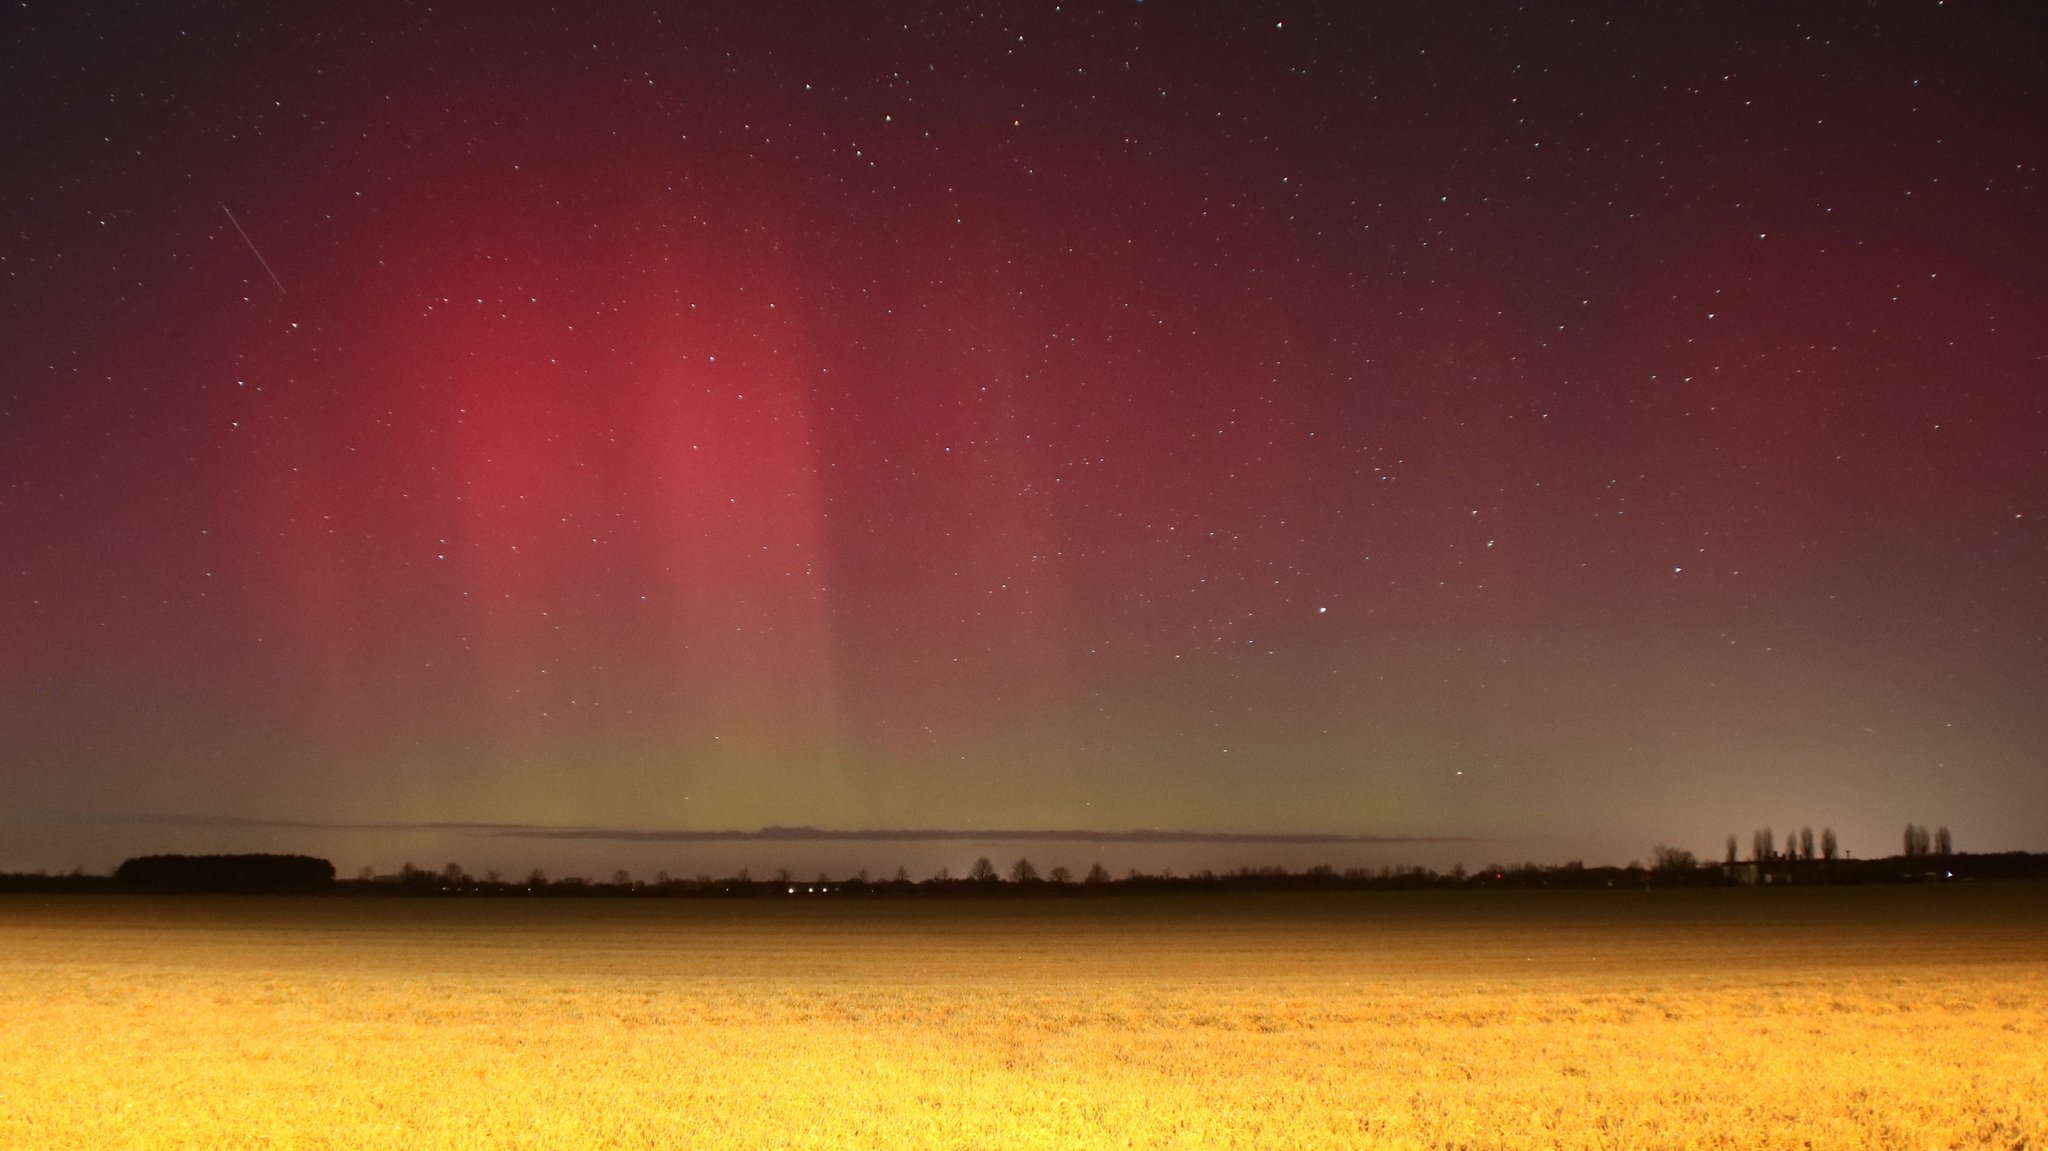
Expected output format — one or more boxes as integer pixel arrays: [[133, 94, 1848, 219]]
[[3, 2, 2043, 878]]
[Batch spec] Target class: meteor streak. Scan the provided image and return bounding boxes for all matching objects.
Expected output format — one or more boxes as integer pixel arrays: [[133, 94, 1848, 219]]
[[220, 203, 286, 295]]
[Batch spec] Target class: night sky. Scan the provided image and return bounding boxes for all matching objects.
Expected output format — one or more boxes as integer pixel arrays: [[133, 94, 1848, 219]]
[[4, 2, 2044, 879]]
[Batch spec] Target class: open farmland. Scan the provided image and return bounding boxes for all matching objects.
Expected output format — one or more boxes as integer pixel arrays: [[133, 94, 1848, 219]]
[[2, 885, 2043, 1149]]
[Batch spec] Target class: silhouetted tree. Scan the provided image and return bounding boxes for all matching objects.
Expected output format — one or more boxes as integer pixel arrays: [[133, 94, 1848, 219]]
[[1752, 827, 1774, 863], [1903, 824, 1932, 857], [1009, 858, 1039, 883], [774, 867, 794, 883], [1799, 827, 1815, 861], [892, 866, 910, 883], [1651, 845, 1697, 872], [398, 861, 435, 892], [441, 862, 468, 885], [525, 868, 547, 887], [1821, 828, 1838, 861], [1048, 866, 1073, 884], [968, 857, 998, 882], [1725, 835, 1738, 865], [1084, 862, 1111, 885], [1934, 826, 1952, 856]]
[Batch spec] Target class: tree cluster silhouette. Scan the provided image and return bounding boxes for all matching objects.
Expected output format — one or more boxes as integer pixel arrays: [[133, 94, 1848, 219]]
[[1901, 824, 1952, 858], [113, 854, 335, 894], [1739, 824, 1843, 864]]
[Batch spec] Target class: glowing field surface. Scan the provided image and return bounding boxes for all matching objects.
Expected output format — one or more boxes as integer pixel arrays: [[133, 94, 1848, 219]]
[[4, 886, 2043, 1149]]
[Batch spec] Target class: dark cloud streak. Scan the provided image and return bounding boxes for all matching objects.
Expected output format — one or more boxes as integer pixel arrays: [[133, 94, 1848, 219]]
[[47, 813, 1474, 846], [503, 826, 1477, 846]]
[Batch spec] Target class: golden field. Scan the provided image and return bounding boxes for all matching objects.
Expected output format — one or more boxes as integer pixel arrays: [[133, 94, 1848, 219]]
[[2, 885, 2043, 1150]]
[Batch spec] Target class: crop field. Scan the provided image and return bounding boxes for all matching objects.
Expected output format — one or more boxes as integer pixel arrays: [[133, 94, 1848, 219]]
[[2, 884, 2043, 1150]]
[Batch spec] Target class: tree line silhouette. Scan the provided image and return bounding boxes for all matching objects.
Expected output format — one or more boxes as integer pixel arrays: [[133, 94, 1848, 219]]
[[5, 835, 2044, 896]]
